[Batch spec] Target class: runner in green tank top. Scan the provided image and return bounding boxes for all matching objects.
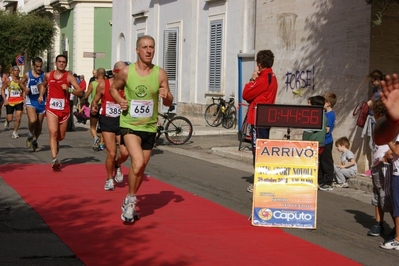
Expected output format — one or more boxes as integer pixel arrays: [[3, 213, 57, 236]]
[[85, 68, 106, 150], [119, 63, 159, 132], [110, 35, 173, 222]]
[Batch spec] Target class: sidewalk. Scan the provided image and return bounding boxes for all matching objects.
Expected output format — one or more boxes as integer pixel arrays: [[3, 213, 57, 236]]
[[189, 116, 239, 136]]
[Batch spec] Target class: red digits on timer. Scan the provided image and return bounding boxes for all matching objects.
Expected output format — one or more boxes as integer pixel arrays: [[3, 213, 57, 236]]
[[289, 109, 298, 122], [258, 104, 323, 129], [268, 109, 277, 122], [301, 110, 309, 123], [310, 110, 319, 124]]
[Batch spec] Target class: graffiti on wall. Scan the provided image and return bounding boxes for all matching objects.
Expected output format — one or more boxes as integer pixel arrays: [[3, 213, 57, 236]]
[[285, 66, 315, 96]]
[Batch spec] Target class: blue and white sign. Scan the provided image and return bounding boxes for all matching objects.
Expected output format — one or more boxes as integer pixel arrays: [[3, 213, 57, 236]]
[[16, 54, 25, 66]]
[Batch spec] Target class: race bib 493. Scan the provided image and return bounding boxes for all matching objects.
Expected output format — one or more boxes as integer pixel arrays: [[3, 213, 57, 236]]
[[49, 98, 65, 110]]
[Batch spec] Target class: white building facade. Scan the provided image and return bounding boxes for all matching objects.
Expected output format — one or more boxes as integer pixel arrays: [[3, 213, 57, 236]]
[[111, 0, 256, 114]]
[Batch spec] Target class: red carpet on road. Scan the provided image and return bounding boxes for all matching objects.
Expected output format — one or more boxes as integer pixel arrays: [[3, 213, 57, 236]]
[[0, 164, 360, 266]]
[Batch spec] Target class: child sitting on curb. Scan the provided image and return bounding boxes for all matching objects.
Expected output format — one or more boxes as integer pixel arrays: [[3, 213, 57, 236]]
[[333, 137, 357, 188]]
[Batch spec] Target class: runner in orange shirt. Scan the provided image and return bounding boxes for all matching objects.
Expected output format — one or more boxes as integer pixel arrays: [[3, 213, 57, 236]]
[[1, 66, 24, 138]]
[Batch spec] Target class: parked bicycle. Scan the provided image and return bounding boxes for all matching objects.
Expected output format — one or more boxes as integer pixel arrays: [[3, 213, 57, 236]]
[[237, 102, 252, 151], [204, 97, 236, 129], [156, 104, 193, 145]]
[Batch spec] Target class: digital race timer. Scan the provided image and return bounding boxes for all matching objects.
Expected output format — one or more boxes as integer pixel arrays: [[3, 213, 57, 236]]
[[255, 104, 324, 129]]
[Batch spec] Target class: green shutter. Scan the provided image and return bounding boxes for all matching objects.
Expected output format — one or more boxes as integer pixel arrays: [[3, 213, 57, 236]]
[[209, 20, 223, 92], [162, 29, 178, 111]]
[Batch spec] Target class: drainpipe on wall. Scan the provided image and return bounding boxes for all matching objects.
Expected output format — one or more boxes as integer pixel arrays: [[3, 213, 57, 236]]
[[237, 0, 256, 130]]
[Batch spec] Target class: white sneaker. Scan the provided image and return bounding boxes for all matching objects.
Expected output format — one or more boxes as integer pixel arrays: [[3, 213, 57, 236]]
[[11, 131, 19, 139], [334, 182, 349, 188], [104, 179, 115, 191], [247, 183, 254, 193], [380, 238, 399, 250], [114, 167, 123, 183], [92, 136, 100, 150], [121, 197, 139, 222], [4, 121, 9, 130]]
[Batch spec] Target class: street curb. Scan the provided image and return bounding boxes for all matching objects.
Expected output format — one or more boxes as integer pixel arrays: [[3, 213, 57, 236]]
[[193, 129, 237, 136], [348, 176, 373, 193], [211, 147, 252, 165]]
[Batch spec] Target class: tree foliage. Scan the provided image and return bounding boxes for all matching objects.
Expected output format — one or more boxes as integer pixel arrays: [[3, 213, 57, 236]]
[[0, 10, 55, 69], [366, 0, 399, 26]]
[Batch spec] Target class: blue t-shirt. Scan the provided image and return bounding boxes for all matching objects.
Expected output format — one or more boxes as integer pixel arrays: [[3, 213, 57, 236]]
[[325, 110, 336, 145], [26, 70, 45, 103]]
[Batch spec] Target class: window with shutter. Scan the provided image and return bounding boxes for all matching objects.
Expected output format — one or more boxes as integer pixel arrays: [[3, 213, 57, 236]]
[[163, 29, 178, 111], [209, 20, 223, 92]]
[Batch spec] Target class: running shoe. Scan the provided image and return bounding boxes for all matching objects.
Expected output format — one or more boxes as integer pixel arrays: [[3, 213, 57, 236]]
[[11, 131, 19, 139], [121, 197, 139, 222], [380, 238, 399, 250], [32, 140, 39, 152], [97, 144, 105, 151], [52, 158, 61, 171], [114, 167, 124, 183], [367, 223, 384, 237], [247, 183, 254, 193], [4, 120, 9, 130], [26, 135, 33, 148], [361, 169, 372, 177], [104, 179, 115, 191], [92, 136, 100, 150], [319, 184, 333, 191]]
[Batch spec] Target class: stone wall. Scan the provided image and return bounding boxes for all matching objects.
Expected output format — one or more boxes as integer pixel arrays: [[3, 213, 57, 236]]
[[254, 0, 374, 171]]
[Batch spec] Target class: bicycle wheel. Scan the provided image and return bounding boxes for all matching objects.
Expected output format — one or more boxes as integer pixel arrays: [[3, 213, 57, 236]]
[[222, 105, 237, 129], [165, 116, 193, 145], [204, 103, 223, 127], [155, 126, 163, 140]]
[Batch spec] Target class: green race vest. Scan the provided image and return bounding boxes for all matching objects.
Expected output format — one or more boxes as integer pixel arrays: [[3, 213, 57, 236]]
[[120, 63, 159, 132], [89, 81, 99, 104]]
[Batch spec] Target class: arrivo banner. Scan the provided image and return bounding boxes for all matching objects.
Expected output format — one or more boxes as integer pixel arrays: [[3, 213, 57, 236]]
[[251, 139, 318, 229]]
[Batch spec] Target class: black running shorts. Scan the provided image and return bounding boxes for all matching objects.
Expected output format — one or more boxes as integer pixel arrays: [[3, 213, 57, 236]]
[[120, 128, 156, 150], [99, 115, 121, 135]]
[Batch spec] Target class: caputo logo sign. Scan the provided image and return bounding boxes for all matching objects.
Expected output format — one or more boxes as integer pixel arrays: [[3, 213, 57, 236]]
[[258, 208, 273, 221], [258, 208, 313, 222]]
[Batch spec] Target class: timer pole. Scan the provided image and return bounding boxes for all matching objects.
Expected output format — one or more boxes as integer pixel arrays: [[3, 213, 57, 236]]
[[284, 127, 291, 140], [93, 52, 97, 69]]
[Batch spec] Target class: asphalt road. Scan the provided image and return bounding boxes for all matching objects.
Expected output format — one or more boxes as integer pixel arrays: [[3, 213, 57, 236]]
[[0, 115, 398, 265]]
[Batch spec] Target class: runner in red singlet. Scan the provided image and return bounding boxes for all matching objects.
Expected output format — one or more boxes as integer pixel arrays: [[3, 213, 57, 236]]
[[91, 61, 129, 191], [38, 54, 83, 170]]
